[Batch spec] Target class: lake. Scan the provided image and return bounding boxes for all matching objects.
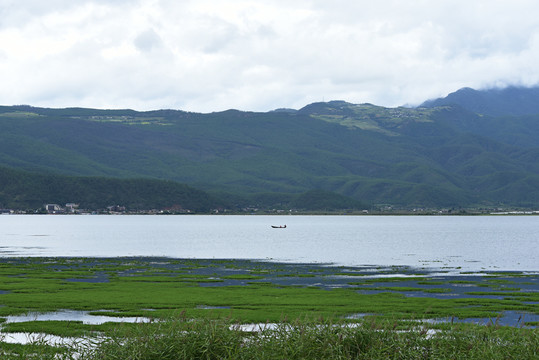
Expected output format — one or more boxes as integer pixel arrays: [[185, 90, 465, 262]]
[[1, 215, 537, 272]]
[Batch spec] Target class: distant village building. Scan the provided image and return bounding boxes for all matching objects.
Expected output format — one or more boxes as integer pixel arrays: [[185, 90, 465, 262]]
[[45, 204, 63, 213], [106, 205, 126, 213], [65, 203, 79, 213]]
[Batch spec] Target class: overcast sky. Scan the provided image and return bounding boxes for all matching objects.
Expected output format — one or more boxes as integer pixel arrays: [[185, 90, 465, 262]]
[[1, 1, 538, 113]]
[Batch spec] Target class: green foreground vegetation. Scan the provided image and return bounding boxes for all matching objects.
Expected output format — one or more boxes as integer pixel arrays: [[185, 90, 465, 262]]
[[3, 317, 537, 359], [0, 257, 537, 358]]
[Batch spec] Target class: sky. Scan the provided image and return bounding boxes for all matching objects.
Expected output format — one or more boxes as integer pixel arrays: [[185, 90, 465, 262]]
[[1, 0, 539, 113]]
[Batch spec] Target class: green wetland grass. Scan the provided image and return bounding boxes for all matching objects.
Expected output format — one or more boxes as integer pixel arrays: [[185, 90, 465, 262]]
[[0, 257, 537, 358], [1, 317, 538, 359]]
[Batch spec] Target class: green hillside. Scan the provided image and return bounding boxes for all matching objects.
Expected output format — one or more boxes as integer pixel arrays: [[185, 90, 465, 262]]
[[1, 89, 539, 209], [0, 166, 218, 212]]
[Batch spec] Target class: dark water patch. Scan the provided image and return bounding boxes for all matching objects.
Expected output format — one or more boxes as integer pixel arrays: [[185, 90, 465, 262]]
[[431, 311, 538, 328], [196, 305, 231, 310], [66, 275, 109, 283]]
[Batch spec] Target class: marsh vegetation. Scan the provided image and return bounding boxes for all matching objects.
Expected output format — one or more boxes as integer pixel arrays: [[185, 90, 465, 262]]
[[0, 257, 536, 358]]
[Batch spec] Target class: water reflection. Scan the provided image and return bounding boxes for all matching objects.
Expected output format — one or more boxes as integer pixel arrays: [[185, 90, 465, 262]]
[[0, 310, 151, 346], [4, 309, 151, 325]]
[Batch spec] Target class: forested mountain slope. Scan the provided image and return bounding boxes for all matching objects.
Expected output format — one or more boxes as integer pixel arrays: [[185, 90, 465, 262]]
[[1, 86, 539, 209], [0, 166, 218, 212], [421, 86, 539, 117]]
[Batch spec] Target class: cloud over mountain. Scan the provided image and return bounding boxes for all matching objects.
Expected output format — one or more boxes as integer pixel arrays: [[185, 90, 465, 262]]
[[1, 1, 539, 112]]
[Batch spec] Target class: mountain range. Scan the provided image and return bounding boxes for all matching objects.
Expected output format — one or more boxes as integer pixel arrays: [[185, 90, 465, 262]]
[[1, 86, 539, 211]]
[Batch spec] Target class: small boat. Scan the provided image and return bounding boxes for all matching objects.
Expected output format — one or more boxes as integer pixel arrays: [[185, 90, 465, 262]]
[[271, 225, 286, 228]]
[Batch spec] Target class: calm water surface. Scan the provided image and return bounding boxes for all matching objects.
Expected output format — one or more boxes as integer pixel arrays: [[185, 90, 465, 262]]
[[0, 215, 537, 272]]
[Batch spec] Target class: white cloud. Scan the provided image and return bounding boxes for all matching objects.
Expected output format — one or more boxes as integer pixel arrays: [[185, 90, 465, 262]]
[[0, 0, 538, 112], [134, 29, 163, 53]]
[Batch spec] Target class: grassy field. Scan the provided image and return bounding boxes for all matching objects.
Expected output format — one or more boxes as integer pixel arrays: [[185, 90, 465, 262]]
[[0, 257, 537, 358]]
